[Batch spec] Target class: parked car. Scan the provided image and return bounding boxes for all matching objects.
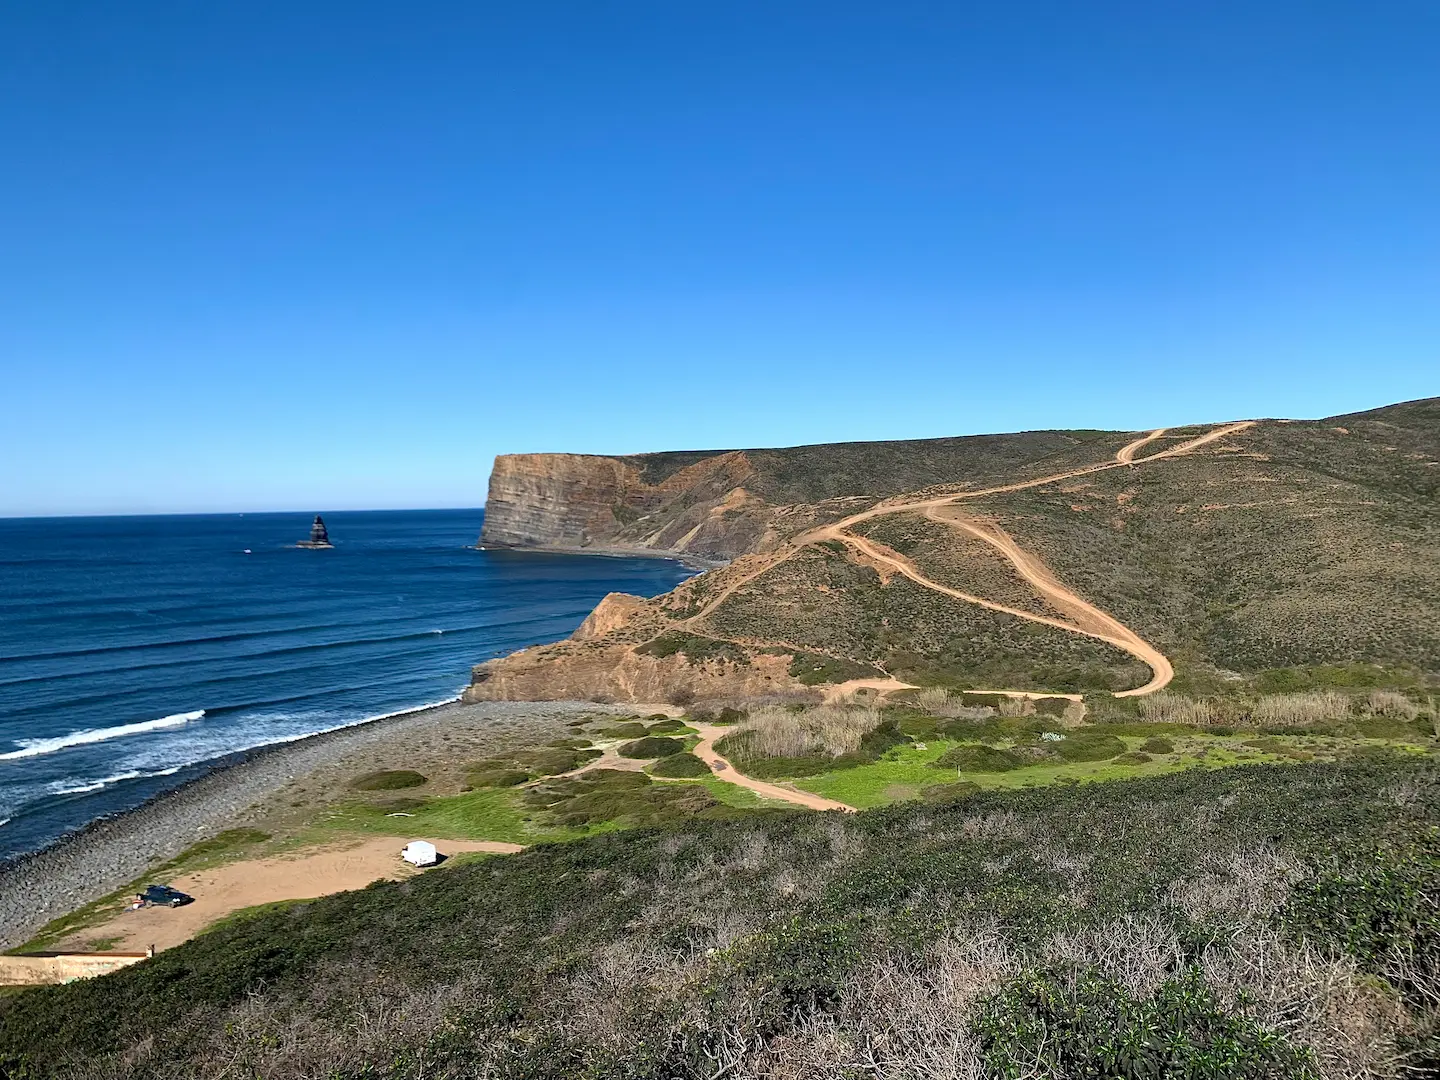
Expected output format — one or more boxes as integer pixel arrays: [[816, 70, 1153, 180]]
[[139, 884, 193, 908]]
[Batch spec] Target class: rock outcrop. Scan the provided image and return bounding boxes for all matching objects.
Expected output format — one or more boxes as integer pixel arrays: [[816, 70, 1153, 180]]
[[571, 593, 647, 641], [463, 640, 811, 704], [296, 515, 333, 549]]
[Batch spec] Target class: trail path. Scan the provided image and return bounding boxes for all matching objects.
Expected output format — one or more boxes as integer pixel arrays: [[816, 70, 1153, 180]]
[[679, 422, 1254, 699], [1116, 428, 1166, 464], [688, 722, 854, 812]]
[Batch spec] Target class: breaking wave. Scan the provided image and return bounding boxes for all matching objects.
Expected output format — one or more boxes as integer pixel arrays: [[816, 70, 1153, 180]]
[[0, 710, 205, 761], [45, 766, 183, 797]]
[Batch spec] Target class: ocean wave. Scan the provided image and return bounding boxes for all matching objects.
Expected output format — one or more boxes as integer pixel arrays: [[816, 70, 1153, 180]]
[[46, 766, 183, 797], [0, 710, 205, 761]]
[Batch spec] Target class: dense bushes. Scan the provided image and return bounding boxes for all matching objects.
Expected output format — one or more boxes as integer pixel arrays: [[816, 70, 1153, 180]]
[[4, 757, 1437, 1078], [974, 967, 1319, 1078]]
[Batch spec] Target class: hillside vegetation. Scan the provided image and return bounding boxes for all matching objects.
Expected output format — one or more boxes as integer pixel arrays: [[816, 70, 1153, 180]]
[[2, 755, 1435, 1078], [469, 398, 1439, 704]]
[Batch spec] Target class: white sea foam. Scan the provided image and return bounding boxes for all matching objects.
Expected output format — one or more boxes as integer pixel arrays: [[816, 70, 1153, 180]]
[[0, 710, 205, 761], [47, 766, 184, 796]]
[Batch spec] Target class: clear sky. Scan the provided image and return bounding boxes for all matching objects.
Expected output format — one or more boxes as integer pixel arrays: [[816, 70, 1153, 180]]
[[2, 3, 1436, 516]]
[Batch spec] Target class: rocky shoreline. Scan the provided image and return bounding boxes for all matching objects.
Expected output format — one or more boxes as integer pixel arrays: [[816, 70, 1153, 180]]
[[477, 539, 726, 572], [0, 699, 627, 951]]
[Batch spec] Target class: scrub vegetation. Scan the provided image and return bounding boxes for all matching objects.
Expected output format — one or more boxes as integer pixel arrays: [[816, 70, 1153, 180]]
[[3, 756, 1436, 1078]]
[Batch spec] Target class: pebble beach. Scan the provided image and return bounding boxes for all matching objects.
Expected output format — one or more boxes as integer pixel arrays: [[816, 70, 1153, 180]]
[[0, 698, 630, 950]]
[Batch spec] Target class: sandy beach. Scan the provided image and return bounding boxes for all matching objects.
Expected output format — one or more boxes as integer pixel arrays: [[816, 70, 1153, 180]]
[[0, 698, 640, 951]]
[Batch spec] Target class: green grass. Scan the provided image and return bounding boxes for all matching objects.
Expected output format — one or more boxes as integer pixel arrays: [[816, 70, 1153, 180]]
[[319, 788, 595, 846], [790, 732, 1426, 809], [654, 775, 770, 809]]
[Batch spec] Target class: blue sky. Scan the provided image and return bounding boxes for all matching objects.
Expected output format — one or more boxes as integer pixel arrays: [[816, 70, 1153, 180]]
[[2, 3, 1436, 516]]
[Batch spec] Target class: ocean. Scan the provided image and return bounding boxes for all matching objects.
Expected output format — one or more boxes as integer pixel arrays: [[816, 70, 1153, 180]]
[[0, 510, 693, 861]]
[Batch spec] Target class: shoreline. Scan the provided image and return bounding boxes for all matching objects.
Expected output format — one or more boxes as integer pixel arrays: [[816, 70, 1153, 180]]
[[0, 698, 636, 951], [477, 540, 727, 573]]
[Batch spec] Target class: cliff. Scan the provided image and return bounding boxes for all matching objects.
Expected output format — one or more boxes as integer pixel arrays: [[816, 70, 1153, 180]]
[[479, 449, 773, 560]]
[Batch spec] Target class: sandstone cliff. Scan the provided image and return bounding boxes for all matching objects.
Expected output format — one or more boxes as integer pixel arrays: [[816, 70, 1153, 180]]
[[479, 450, 776, 560]]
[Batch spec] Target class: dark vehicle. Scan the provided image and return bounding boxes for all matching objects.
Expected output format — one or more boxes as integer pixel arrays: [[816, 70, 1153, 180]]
[[139, 884, 193, 908]]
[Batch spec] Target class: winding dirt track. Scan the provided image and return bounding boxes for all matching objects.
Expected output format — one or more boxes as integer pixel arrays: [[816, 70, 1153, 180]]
[[688, 722, 854, 812], [1116, 428, 1166, 464], [683, 422, 1254, 699]]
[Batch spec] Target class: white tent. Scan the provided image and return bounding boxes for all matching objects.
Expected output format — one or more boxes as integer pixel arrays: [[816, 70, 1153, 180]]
[[400, 840, 438, 867]]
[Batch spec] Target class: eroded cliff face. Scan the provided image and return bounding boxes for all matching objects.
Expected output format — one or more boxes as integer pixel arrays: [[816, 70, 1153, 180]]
[[463, 640, 811, 704], [479, 450, 776, 560]]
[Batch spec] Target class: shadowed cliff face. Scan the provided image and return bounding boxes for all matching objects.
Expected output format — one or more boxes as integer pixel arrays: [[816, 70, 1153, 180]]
[[480, 450, 767, 559]]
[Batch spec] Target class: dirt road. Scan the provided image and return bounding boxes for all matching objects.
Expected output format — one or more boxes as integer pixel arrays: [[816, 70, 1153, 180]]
[[688, 723, 854, 812], [679, 421, 1254, 699]]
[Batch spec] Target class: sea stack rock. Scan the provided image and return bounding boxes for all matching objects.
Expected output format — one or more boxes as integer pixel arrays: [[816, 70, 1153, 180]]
[[297, 515, 333, 549]]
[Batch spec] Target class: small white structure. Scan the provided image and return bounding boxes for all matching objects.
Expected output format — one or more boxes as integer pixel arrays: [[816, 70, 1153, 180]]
[[400, 840, 438, 867]]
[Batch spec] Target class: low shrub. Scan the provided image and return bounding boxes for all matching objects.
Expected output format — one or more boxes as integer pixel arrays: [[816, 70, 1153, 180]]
[[921, 780, 981, 803], [648, 753, 711, 778], [935, 745, 1023, 772], [788, 652, 884, 686], [467, 768, 532, 789], [974, 967, 1317, 1078], [716, 709, 910, 778], [618, 736, 686, 759], [348, 770, 426, 791], [638, 632, 749, 666], [375, 797, 426, 812], [547, 737, 594, 750], [1253, 690, 1351, 727], [1050, 731, 1127, 762], [960, 692, 1007, 709], [1139, 737, 1175, 754], [1284, 834, 1440, 1012], [523, 768, 734, 827], [603, 721, 651, 739], [514, 747, 602, 776], [644, 717, 688, 734], [1363, 689, 1421, 720], [1032, 697, 1070, 718]]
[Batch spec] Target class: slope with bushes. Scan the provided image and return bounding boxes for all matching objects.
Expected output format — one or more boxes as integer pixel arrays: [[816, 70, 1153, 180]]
[[2, 755, 1436, 1078]]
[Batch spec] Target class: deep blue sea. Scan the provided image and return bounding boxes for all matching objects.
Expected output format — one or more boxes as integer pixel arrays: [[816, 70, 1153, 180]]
[[0, 510, 692, 861]]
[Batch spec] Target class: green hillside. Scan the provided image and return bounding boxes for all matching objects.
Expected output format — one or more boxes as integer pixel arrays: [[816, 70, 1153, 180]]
[[3, 755, 1435, 1078]]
